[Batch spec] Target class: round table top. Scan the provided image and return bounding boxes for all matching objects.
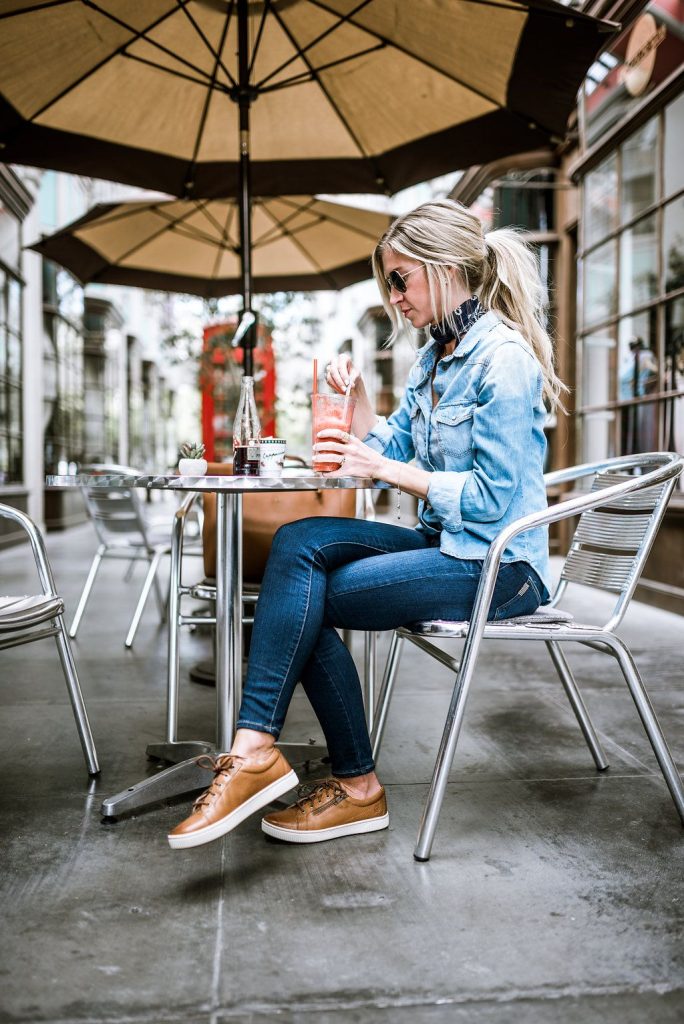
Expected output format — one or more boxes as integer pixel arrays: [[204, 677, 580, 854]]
[[46, 468, 377, 492]]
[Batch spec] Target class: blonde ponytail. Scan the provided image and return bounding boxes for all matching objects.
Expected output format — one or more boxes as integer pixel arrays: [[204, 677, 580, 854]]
[[481, 229, 568, 411], [374, 199, 568, 411]]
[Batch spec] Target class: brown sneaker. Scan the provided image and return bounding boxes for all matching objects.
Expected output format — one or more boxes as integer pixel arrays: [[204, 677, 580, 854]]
[[261, 778, 389, 844], [168, 748, 298, 850]]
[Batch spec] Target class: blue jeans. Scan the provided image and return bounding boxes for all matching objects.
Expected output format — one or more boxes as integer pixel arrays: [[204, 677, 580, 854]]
[[236, 517, 547, 777]]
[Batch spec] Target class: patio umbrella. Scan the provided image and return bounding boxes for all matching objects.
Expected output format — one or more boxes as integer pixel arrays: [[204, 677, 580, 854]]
[[0, 0, 615, 369], [28, 194, 393, 297]]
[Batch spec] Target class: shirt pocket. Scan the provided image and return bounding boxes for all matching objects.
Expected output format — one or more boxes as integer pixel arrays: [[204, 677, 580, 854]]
[[434, 402, 475, 459]]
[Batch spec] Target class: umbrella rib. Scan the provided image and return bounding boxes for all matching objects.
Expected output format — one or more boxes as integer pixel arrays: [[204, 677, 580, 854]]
[[254, 0, 375, 91], [259, 201, 340, 291], [106, 200, 217, 264], [19, 0, 201, 125], [308, 0, 558, 131], [177, 0, 238, 91], [247, 0, 271, 82], [120, 52, 231, 94], [268, 5, 377, 168], [209, 202, 238, 281], [181, 4, 235, 183], [259, 45, 386, 94]]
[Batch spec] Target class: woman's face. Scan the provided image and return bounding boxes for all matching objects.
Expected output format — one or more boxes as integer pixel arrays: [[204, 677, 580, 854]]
[[382, 250, 467, 329]]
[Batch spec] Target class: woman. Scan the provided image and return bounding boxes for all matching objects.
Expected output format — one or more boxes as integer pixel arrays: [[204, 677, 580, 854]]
[[168, 199, 564, 851]]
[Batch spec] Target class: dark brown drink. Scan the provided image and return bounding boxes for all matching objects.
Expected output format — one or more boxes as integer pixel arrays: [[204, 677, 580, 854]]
[[233, 441, 260, 476]]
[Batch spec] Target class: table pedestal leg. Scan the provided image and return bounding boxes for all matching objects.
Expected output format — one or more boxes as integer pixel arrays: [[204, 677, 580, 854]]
[[101, 757, 215, 819]]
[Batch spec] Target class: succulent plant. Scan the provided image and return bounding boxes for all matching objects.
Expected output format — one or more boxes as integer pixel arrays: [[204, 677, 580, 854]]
[[179, 441, 206, 460]]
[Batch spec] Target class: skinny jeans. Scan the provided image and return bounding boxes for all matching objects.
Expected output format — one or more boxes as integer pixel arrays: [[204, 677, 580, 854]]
[[236, 517, 546, 777]]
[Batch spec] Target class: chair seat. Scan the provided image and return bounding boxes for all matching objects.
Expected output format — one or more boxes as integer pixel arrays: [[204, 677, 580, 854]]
[[403, 605, 576, 639], [0, 594, 64, 631]]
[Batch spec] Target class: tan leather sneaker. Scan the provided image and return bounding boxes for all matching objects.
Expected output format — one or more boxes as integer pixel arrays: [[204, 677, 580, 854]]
[[168, 748, 298, 850], [261, 778, 389, 844]]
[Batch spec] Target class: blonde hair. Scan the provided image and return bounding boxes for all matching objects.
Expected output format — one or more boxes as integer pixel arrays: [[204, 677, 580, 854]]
[[372, 198, 567, 410]]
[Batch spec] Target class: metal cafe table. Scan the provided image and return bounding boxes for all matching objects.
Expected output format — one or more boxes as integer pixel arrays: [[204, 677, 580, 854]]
[[51, 470, 374, 819]]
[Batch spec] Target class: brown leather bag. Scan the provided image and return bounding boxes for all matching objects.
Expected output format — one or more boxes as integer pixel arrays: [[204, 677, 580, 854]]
[[202, 461, 357, 584]]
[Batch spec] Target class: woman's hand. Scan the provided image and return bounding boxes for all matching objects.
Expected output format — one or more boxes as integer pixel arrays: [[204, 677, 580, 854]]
[[314, 429, 384, 478], [323, 355, 379, 439], [324, 354, 361, 396]]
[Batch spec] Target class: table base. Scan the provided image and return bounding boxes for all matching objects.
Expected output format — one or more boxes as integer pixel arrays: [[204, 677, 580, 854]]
[[101, 741, 329, 820]]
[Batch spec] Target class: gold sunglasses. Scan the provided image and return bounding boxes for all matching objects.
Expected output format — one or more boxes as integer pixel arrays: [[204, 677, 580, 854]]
[[384, 266, 423, 294]]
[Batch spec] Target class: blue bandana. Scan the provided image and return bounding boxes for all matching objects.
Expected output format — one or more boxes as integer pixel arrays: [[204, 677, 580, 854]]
[[429, 296, 486, 345]]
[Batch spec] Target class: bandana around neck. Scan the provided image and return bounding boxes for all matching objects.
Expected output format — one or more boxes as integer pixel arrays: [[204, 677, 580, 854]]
[[429, 296, 485, 345]]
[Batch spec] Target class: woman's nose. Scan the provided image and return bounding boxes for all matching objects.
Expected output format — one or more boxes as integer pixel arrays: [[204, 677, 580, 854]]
[[389, 289, 401, 305]]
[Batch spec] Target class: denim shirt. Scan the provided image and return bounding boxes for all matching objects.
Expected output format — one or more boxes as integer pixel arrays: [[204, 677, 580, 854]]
[[363, 310, 552, 596]]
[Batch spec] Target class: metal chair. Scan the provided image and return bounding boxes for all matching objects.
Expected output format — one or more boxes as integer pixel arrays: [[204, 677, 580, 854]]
[[0, 502, 99, 776], [69, 465, 176, 648], [370, 452, 684, 861]]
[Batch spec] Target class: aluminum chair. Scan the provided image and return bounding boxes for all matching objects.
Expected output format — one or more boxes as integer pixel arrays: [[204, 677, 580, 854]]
[[0, 502, 99, 775], [69, 465, 174, 648], [370, 452, 684, 862]]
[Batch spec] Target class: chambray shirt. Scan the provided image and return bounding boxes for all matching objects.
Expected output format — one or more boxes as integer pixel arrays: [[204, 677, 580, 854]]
[[363, 310, 552, 596]]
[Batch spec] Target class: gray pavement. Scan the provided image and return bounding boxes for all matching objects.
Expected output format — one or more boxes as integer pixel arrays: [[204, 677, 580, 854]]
[[1, 520, 683, 1024]]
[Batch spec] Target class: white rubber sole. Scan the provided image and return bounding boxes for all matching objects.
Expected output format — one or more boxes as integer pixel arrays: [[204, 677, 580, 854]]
[[168, 769, 299, 850], [261, 812, 389, 844]]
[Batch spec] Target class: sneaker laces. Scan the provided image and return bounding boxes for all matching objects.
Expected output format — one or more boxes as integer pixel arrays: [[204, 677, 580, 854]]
[[293, 778, 347, 813], [192, 754, 243, 812]]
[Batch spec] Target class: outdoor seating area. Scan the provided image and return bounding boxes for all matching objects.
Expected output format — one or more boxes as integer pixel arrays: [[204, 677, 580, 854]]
[[1, 1, 683, 1021], [2, 508, 683, 1022]]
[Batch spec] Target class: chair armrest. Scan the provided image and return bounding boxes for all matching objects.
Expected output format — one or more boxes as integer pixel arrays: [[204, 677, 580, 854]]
[[169, 493, 198, 589], [0, 503, 58, 597], [467, 453, 683, 648]]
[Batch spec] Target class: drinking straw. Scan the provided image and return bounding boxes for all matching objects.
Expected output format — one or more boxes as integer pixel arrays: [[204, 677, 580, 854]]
[[312, 358, 318, 398], [341, 376, 352, 426]]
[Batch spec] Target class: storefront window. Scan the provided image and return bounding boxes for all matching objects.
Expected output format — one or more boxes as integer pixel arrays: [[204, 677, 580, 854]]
[[584, 154, 618, 249], [620, 117, 658, 223], [43, 262, 85, 474], [0, 266, 23, 485], [663, 194, 684, 295], [664, 296, 684, 455], [619, 213, 658, 313], [663, 91, 684, 200], [579, 86, 684, 481], [584, 240, 617, 326]]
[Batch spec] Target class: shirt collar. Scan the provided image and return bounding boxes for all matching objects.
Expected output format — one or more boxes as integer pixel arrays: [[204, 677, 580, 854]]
[[416, 309, 500, 377]]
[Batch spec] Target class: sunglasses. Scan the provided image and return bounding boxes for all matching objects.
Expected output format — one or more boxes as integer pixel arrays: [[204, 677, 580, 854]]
[[384, 265, 423, 294]]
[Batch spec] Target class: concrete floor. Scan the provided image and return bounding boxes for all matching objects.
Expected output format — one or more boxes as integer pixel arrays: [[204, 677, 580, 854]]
[[1, 519, 683, 1024]]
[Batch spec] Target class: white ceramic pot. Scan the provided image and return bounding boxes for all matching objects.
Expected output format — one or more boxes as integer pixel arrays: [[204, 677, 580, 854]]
[[178, 458, 208, 476]]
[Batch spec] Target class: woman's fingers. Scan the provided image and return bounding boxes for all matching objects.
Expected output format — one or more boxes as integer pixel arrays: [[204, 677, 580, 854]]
[[325, 354, 360, 394]]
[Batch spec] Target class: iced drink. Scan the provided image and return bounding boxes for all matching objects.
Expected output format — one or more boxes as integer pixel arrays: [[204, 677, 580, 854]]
[[312, 393, 356, 473]]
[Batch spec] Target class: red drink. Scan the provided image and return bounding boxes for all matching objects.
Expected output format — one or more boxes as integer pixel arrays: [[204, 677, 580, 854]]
[[312, 393, 356, 473]]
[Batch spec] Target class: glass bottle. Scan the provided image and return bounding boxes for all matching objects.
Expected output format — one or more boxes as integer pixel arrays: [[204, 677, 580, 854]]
[[232, 375, 261, 475]]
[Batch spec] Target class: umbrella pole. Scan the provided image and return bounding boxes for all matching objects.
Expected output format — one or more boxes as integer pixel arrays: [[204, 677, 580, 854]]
[[237, 0, 256, 377]]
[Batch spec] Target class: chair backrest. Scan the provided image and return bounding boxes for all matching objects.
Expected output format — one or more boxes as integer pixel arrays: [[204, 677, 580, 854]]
[[201, 461, 357, 583], [552, 453, 682, 630], [79, 467, 149, 549]]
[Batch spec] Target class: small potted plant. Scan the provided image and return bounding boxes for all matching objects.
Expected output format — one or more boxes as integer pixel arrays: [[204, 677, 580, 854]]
[[178, 442, 207, 476]]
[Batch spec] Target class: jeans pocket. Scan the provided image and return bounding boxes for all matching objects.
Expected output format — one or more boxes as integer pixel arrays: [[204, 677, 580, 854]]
[[493, 572, 542, 621]]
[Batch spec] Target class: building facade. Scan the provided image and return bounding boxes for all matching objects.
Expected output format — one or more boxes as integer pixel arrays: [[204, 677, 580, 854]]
[[0, 167, 180, 545]]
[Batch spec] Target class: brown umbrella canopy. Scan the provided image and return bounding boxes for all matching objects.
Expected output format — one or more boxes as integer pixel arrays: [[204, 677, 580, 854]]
[[0, 0, 614, 198], [29, 195, 393, 297]]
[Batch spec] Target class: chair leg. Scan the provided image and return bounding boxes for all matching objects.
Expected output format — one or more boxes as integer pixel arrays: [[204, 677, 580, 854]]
[[69, 545, 105, 638], [125, 550, 165, 648], [546, 641, 609, 771], [605, 635, 684, 824], [54, 615, 100, 775], [371, 631, 404, 761], [414, 623, 488, 862], [363, 631, 377, 733]]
